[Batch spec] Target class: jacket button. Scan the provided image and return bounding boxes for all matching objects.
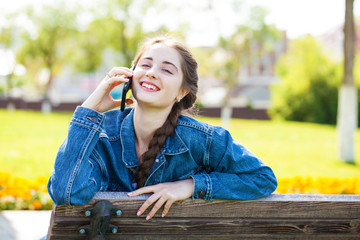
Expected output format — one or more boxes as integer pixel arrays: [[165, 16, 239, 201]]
[[155, 159, 159, 163], [91, 117, 98, 123], [199, 191, 204, 198]]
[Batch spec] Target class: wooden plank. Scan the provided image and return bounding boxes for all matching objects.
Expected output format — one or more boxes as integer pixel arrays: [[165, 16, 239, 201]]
[[54, 193, 360, 219], [48, 217, 360, 236], [48, 234, 360, 240], [48, 193, 360, 239], [46, 203, 56, 240], [47, 234, 359, 240]]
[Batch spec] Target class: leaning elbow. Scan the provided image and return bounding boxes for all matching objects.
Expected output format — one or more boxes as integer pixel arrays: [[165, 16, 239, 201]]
[[268, 174, 278, 194], [47, 180, 68, 205], [262, 169, 278, 195]]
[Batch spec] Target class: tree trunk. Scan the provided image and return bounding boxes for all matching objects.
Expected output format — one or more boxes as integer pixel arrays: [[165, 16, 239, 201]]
[[42, 72, 53, 114], [6, 72, 15, 111], [337, 0, 357, 164], [221, 90, 232, 129]]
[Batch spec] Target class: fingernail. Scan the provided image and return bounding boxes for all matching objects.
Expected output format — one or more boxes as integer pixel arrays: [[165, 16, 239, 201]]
[[146, 215, 151, 220], [126, 99, 134, 104], [127, 192, 132, 196], [137, 211, 141, 216]]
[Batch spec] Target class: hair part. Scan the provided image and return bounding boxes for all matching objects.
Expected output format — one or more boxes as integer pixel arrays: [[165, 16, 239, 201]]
[[133, 36, 199, 188]]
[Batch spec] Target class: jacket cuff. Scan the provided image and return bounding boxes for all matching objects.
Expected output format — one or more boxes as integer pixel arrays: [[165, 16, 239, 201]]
[[190, 173, 212, 200], [71, 106, 105, 129]]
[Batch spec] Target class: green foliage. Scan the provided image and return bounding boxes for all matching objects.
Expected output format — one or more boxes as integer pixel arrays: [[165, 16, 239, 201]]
[[354, 54, 360, 125], [69, 19, 108, 73], [16, 4, 78, 97], [212, 6, 282, 105], [0, 25, 14, 47], [270, 35, 343, 124]]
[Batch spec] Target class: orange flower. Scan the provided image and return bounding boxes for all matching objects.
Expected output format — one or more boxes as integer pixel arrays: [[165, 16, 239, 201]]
[[276, 176, 360, 195], [32, 200, 42, 210]]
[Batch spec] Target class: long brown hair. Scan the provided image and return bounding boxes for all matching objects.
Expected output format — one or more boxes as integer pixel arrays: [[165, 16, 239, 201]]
[[132, 37, 199, 188]]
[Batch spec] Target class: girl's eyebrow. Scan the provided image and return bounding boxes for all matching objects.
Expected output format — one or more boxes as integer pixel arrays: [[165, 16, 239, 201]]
[[163, 61, 179, 72], [143, 57, 178, 72]]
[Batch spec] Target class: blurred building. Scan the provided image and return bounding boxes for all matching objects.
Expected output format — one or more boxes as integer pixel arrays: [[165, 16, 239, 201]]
[[199, 31, 288, 110], [316, 22, 360, 61]]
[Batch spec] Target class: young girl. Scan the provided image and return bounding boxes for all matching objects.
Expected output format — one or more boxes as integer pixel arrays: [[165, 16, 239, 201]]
[[47, 36, 277, 221]]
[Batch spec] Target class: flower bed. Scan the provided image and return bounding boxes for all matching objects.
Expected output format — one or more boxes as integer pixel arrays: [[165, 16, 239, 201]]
[[0, 172, 359, 210], [276, 176, 360, 194], [0, 172, 52, 210]]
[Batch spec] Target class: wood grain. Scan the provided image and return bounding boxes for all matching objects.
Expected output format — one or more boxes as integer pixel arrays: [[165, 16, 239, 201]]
[[47, 193, 360, 239], [55, 194, 360, 219]]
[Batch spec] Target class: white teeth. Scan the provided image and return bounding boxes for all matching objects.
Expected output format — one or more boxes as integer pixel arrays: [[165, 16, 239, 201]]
[[142, 82, 158, 91]]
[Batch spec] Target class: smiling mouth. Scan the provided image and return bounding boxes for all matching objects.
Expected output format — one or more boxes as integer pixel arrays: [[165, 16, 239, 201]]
[[140, 82, 160, 91]]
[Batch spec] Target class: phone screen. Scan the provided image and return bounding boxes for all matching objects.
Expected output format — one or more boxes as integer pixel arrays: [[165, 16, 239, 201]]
[[121, 66, 135, 111]]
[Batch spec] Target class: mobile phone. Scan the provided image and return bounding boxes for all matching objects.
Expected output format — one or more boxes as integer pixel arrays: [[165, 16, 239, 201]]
[[121, 65, 135, 111]]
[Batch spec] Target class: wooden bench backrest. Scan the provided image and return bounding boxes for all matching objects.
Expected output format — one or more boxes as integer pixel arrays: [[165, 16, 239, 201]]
[[47, 193, 360, 239]]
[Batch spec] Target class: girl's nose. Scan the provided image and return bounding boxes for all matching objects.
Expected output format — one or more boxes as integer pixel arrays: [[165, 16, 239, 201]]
[[145, 68, 158, 80]]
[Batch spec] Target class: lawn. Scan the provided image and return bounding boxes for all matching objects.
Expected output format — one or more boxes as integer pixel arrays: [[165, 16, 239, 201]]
[[1, 109, 359, 180]]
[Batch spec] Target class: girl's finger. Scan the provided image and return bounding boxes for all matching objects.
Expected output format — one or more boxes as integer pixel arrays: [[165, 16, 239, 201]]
[[135, 191, 161, 216], [125, 98, 134, 105], [106, 76, 129, 90], [128, 185, 155, 197], [146, 197, 166, 220], [161, 200, 174, 217], [108, 67, 134, 78]]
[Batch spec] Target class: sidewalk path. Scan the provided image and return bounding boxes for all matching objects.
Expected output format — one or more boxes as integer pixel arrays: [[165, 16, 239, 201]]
[[0, 210, 51, 240]]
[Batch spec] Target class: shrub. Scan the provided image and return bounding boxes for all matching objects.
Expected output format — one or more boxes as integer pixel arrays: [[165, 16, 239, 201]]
[[270, 35, 347, 125]]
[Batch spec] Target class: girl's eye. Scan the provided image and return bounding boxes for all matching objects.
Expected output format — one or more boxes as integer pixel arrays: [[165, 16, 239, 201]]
[[141, 64, 150, 68], [163, 69, 173, 75]]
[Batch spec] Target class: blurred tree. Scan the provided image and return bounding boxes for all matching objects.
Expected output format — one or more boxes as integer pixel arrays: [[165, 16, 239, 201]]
[[86, 0, 150, 68], [354, 54, 360, 125], [337, 0, 357, 163], [70, 0, 176, 73], [270, 35, 341, 124], [0, 20, 17, 100], [69, 19, 108, 73], [0, 13, 30, 111], [213, 7, 281, 127], [17, 4, 78, 112]]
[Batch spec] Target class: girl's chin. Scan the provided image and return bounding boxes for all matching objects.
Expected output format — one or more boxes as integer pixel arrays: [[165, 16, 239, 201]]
[[132, 90, 174, 108], [133, 97, 175, 110]]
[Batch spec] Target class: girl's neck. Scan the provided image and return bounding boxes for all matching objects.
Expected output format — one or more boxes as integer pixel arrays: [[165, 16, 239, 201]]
[[133, 103, 173, 157]]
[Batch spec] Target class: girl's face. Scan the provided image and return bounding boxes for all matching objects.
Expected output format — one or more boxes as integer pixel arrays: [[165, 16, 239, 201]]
[[132, 43, 188, 109]]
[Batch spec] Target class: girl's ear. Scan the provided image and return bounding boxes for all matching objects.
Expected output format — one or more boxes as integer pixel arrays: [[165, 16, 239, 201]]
[[178, 88, 190, 100]]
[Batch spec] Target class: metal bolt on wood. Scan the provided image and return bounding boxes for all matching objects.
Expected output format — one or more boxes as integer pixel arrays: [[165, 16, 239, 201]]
[[85, 210, 91, 216], [79, 229, 86, 234]]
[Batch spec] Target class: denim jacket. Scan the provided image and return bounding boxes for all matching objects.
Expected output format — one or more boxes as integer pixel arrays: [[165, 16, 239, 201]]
[[47, 106, 277, 205]]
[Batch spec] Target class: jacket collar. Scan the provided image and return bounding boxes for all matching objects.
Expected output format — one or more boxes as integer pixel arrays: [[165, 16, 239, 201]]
[[120, 108, 188, 168]]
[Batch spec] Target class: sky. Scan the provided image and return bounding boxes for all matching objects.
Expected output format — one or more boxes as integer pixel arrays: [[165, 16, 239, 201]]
[[0, 0, 359, 48], [0, 0, 358, 91]]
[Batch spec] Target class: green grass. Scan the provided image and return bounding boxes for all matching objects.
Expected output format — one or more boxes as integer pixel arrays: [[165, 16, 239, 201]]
[[198, 117, 360, 178], [0, 110, 72, 180], [1, 110, 359, 180]]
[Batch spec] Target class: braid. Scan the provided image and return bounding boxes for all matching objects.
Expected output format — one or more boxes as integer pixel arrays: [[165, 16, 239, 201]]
[[135, 104, 182, 188]]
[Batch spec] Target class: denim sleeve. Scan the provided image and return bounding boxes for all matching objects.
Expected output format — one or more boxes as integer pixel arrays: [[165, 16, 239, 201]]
[[47, 106, 105, 206], [191, 126, 277, 201]]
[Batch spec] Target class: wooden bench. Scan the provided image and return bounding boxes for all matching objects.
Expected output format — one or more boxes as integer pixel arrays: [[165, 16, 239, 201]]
[[46, 192, 360, 239]]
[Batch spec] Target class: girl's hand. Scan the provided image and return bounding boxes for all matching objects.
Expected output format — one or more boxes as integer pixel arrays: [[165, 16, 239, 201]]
[[128, 179, 194, 220], [81, 67, 134, 113]]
